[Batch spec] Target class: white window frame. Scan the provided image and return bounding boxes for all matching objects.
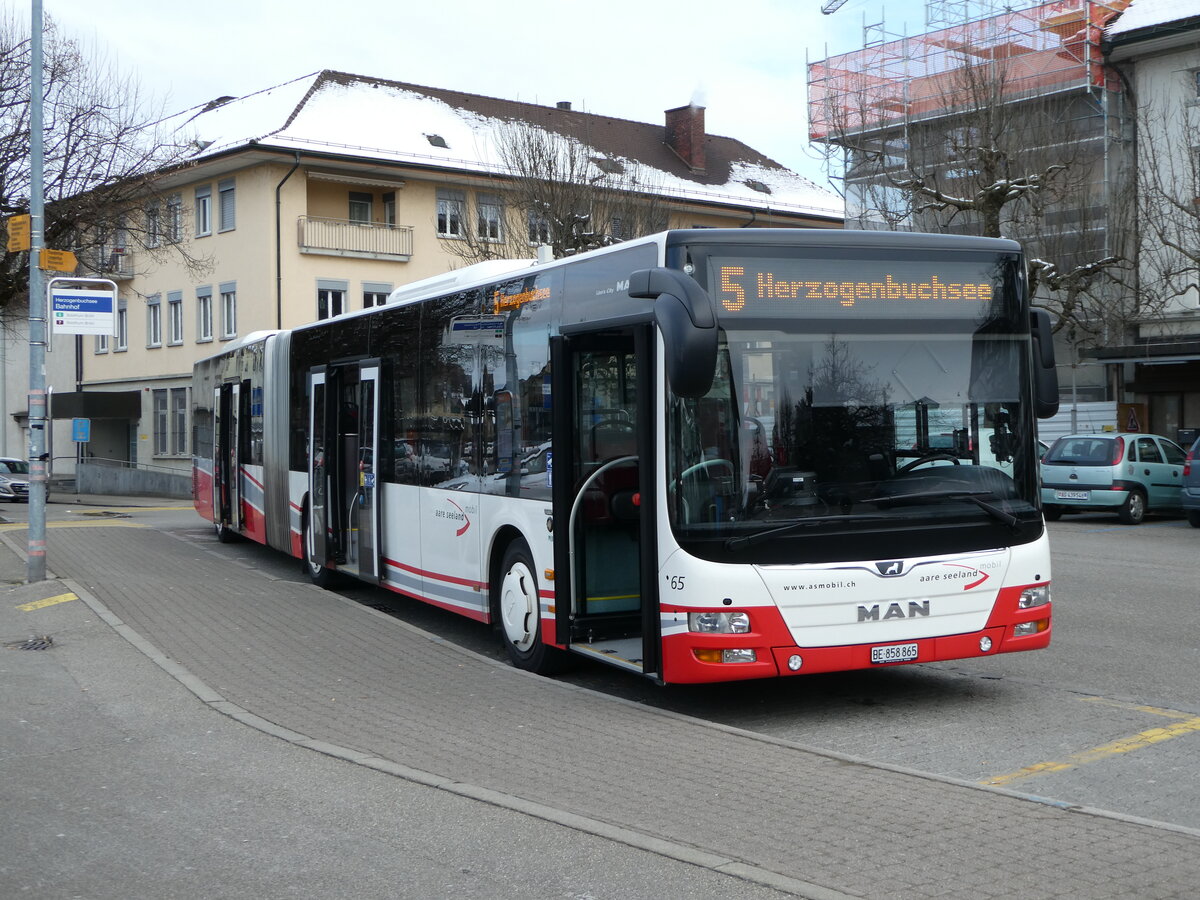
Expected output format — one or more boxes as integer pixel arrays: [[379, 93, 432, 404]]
[[196, 287, 213, 343], [317, 279, 349, 320], [218, 179, 236, 232], [476, 194, 504, 242], [195, 184, 212, 237], [527, 211, 551, 246], [146, 295, 162, 348], [167, 193, 183, 243], [170, 387, 189, 456], [436, 188, 465, 237], [116, 302, 128, 351], [146, 201, 161, 248], [219, 282, 237, 340], [167, 291, 184, 345], [94, 334, 109, 354], [349, 191, 373, 224]]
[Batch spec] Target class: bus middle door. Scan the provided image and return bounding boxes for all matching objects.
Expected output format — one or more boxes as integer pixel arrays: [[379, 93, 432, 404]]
[[214, 381, 241, 537]]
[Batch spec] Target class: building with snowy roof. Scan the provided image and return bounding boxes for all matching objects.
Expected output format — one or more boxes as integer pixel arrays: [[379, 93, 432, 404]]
[[32, 71, 840, 488]]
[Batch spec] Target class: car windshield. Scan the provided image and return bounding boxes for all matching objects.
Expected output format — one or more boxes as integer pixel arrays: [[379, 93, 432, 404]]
[[0, 460, 29, 475], [665, 326, 1041, 563]]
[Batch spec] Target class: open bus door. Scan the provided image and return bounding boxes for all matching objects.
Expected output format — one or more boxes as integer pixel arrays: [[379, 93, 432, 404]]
[[551, 327, 661, 679], [213, 381, 241, 541], [306, 361, 382, 583]]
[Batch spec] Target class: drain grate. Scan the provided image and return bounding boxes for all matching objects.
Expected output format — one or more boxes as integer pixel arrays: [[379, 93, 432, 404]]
[[5, 635, 54, 651]]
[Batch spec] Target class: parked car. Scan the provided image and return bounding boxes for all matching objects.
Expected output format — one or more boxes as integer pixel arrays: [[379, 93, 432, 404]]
[[1040, 433, 1186, 524], [0, 457, 31, 502], [1183, 436, 1200, 528]]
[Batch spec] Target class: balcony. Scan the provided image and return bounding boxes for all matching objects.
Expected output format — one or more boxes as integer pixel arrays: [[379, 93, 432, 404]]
[[297, 216, 413, 261], [93, 249, 135, 281]]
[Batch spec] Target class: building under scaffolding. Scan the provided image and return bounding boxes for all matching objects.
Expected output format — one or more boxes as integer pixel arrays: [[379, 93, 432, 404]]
[[809, 0, 1135, 401], [809, 1, 1131, 240]]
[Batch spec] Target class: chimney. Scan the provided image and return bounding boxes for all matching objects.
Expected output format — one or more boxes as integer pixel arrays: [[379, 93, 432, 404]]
[[556, 101, 572, 110], [665, 104, 706, 173]]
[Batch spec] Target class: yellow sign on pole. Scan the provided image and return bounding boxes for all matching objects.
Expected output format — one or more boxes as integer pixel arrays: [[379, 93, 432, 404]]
[[39, 249, 78, 272], [6, 214, 31, 252]]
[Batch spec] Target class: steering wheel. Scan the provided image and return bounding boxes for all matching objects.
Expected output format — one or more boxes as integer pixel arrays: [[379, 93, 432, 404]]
[[896, 453, 961, 475]]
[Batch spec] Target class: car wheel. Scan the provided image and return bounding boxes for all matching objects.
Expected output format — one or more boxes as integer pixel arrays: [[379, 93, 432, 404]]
[[1042, 505, 1063, 521], [1187, 510, 1200, 529], [1117, 490, 1146, 525]]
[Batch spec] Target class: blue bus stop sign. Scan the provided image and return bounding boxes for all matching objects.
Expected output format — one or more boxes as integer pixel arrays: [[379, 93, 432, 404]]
[[72, 418, 91, 442]]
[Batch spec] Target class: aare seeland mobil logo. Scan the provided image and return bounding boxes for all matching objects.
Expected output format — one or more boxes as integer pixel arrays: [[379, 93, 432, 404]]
[[434, 497, 471, 537], [871, 559, 991, 590]]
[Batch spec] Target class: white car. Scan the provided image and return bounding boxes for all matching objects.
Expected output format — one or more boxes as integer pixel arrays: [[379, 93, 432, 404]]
[[0, 457, 32, 502]]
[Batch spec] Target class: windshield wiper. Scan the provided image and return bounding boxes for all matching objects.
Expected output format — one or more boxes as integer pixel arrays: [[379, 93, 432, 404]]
[[864, 489, 1020, 528], [724, 514, 894, 551]]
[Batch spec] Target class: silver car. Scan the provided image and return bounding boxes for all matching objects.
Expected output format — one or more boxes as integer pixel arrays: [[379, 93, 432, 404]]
[[0, 457, 31, 502], [1040, 433, 1186, 524]]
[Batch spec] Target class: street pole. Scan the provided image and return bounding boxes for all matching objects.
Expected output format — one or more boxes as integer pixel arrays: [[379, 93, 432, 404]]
[[27, 0, 48, 582]]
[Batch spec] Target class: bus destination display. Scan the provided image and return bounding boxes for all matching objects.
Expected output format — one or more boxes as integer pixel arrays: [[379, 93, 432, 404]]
[[710, 257, 1004, 318]]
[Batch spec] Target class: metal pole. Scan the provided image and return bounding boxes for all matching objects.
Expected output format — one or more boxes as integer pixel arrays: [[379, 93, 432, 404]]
[[27, 0, 48, 582]]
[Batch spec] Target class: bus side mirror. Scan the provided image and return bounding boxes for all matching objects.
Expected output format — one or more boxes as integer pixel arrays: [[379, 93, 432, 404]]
[[629, 267, 717, 399], [1031, 309, 1059, 419]]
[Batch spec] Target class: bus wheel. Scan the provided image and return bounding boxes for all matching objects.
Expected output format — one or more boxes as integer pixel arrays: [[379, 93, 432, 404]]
[[496, 540, 563, 675], [1042, 505, 1062, 522], [302, 508, 336, 588], [214, 519, 237, 543]]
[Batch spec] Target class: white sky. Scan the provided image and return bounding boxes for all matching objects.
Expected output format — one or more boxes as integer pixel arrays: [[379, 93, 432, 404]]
[[15, 0, 934, 190]]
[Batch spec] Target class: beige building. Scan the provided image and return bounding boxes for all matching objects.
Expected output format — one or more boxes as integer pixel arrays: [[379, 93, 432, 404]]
[[48, 70, 841, 490]]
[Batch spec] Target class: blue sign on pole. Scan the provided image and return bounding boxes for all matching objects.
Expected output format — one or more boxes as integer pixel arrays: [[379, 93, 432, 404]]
[[72, 417, 91, 442]]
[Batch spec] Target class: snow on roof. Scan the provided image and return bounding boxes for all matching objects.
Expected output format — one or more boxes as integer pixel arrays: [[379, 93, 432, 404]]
[[1107, 0, 1200, 36], [169, 71, 841, 219]]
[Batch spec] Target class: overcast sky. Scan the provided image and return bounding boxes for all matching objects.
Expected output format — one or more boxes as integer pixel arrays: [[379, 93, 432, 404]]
[[17, 0, 936, 189]]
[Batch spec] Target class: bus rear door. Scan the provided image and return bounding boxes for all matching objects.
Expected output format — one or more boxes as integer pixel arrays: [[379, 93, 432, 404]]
[[213, 381, 240, 540]]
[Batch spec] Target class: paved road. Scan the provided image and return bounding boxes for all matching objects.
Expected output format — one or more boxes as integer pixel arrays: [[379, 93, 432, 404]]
[[2, 499, 1198, 899]]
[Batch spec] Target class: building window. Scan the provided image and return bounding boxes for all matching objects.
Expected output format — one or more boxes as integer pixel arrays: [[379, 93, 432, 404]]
[[349, 191, 373, 224], [94, 334, 109, 354], [116, 302, 128, 351], [362, 281, 391, 308], [153, 390, 169, 456], [197, 287, 213, 342], [168, 291, 184, 345], [383, 191, 396, 227], [195, 184, 212, 237], [147, 295, 162, 348], [167, 193, 183, 242], [437, 188, 465, 237], [170, 387, 188, 455], [528, 211, 551, 245], [220, 282, 236, 339], [477, 194, 504, 242], [317, 279, 349, 320], [146, 202, 161, 248], [218, 179, 236, 232]]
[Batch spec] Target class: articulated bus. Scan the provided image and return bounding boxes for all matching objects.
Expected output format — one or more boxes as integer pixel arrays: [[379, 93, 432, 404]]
[[192, 229, 1059, 684]]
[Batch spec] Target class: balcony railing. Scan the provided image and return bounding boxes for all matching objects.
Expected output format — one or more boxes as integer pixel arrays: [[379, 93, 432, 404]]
[[297, 216, 413, 261]]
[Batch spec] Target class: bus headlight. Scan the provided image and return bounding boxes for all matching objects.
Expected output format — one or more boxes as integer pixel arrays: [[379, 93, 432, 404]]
[[1014, 619, 1050, 637], [688, 611, 750, 634], [1018, 586, 1050, 609]]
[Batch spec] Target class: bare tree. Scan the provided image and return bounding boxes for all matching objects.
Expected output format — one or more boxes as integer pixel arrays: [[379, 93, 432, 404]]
[[813, 28, 1134, 349], [444, 120, 668, 264], [1, 11, 206, 320]]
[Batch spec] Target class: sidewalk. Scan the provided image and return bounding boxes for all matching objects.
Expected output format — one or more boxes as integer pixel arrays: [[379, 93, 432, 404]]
[[3, 508, 1198, 899]]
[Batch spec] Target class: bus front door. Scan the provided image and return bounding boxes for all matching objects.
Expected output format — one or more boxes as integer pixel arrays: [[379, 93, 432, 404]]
[[213, 381, 240, 539], [552, 328, 659, 678], [307, 361, 381, 583]]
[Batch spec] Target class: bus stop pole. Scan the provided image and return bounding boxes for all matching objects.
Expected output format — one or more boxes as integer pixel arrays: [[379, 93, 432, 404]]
[[27, 0, 48, 583]]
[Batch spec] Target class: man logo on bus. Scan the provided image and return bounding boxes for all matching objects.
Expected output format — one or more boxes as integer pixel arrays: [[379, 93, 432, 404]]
[[875, 560, 904, 577]]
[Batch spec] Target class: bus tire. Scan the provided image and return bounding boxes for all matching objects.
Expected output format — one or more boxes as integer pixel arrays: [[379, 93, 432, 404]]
[[496, 539, 564, 675], [1042, 505, 1062, 522], [302, 506, 337, 588], [1117, 489, 1146, 525]]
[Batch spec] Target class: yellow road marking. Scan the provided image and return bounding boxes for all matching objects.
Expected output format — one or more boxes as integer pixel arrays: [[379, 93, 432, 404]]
[[0, 520, 146, 532], [984, 699, 1200, 786], [17, 592, 77, 611]]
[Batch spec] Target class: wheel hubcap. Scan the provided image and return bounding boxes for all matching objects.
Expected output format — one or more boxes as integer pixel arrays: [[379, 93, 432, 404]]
[[500, 562, 536, 651]]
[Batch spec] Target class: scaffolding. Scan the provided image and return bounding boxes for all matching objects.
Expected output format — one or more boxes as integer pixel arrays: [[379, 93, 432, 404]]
[[808, 1, 1131, 141]]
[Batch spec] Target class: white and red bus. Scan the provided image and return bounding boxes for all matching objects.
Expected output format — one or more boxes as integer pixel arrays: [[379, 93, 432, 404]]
[[193, 229, 1059, 684]]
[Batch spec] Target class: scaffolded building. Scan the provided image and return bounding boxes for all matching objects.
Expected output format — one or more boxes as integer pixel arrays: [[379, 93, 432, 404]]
[[809, 0, 1131, 254]]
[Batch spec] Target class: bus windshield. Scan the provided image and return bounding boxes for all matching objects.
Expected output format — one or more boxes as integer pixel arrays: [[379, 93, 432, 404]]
[[667, 246, 1041, 563]]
